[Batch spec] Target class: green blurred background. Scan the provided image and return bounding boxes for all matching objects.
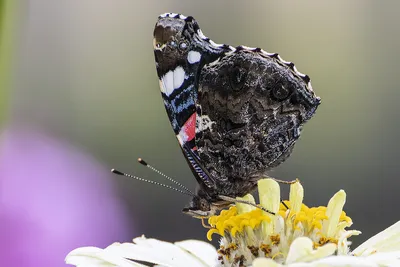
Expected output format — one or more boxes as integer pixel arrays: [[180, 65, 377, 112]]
[[3, 0, 400, 250]]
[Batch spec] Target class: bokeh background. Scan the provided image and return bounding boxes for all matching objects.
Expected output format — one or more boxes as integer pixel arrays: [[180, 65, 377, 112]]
[[1, 1, 400, 266]]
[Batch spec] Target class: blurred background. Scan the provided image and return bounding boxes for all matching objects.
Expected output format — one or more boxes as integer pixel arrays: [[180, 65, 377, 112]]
[[1, 1, 400, 266]]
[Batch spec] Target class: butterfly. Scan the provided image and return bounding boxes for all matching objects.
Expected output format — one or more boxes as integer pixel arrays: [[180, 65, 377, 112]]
[[153, 13, 320, 217]]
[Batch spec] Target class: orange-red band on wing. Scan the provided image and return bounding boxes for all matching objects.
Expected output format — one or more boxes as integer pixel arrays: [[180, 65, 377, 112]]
[[177, 112, 196, 145], [183, 112, 196, 142]]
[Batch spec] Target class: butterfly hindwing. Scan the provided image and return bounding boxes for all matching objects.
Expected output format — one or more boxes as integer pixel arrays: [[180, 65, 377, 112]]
[[196, 49, 320, 182]]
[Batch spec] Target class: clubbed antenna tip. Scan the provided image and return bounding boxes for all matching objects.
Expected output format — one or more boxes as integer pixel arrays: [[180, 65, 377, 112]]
[[137, 158, 148, 166], [111, 169, 124, 175]]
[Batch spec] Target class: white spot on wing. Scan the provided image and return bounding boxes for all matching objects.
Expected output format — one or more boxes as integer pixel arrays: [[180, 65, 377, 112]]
[[241, 45, 256, 50], [160, 67, 186, 97], [159, 80, 166, 94], [277, 55, 291, 65], [159, 13, 187, 20], [209, 39, 223, 47], [197, 29, 207, 39], [173, 66, 185, 89], [187, 51, 201, 64], [161, 70, 174, 96], [208, 57, 221, 67], [177, 128, 188, 144], [196, 115, 215, 133], [176, 134, 185, 145]]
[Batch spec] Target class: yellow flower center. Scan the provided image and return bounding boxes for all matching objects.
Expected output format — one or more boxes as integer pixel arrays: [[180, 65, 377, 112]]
[[205, 179, 354, 266], [207, 200, 351, 245]]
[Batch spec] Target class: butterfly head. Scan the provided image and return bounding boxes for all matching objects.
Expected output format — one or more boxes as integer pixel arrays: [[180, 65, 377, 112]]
[[182, 196, 214, 218], [182, 195, 229, 218], [182, 188, 231, 218]]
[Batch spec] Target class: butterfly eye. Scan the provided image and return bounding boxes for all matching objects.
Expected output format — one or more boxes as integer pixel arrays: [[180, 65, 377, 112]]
[[179, 41, 189, 51], [155, 42, 162, 48]]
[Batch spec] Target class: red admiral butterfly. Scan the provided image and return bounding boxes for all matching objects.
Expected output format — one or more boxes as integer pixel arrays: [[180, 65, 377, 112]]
[[153, 13, 320, 217]]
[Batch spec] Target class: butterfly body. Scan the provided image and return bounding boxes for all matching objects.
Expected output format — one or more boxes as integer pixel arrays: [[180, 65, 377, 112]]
[[153, 13, 320, 217]]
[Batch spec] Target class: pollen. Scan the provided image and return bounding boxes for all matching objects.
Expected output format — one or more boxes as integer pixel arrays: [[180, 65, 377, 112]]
[[206, 178, 354, 266]]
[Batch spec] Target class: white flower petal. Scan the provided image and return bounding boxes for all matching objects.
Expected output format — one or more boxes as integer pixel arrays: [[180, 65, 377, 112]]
[[258, 178, 280, 236], [353, 221, 400, 255], [306, 255, 379, 267], [336, 221, 353, 236], [174, 239, 218, 267], [236, 194, 256, 214], [289, 181, 304, 214], [252, 257, 282, 267], [366, 251, 400, 266], [105, 238, 207, 267], [65, 246, 143, 267], [253, 255, 382, 267], [322, 190, 346, 238], [285, 237, 336, 264], [337, 230, 361, 255]]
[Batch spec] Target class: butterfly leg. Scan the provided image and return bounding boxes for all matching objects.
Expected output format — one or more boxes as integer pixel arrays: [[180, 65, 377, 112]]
[[201, 217, 212, 229], [281, 200, 289, 210], [271, 177, 300, 185]]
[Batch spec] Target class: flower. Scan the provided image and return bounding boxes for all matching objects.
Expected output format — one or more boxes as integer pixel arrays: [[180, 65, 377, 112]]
[[207, 179, 356, 266], [66, 235, 219, 267], [65, 178, 400, 267]]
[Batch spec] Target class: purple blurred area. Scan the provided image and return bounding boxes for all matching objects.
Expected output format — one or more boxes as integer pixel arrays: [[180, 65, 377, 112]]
[[0, 127, 133, 267]]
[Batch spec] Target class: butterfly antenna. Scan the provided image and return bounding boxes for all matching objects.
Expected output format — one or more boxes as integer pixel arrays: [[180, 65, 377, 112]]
[[111, 169, 194, 197], [137, 158, 194, 195]]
